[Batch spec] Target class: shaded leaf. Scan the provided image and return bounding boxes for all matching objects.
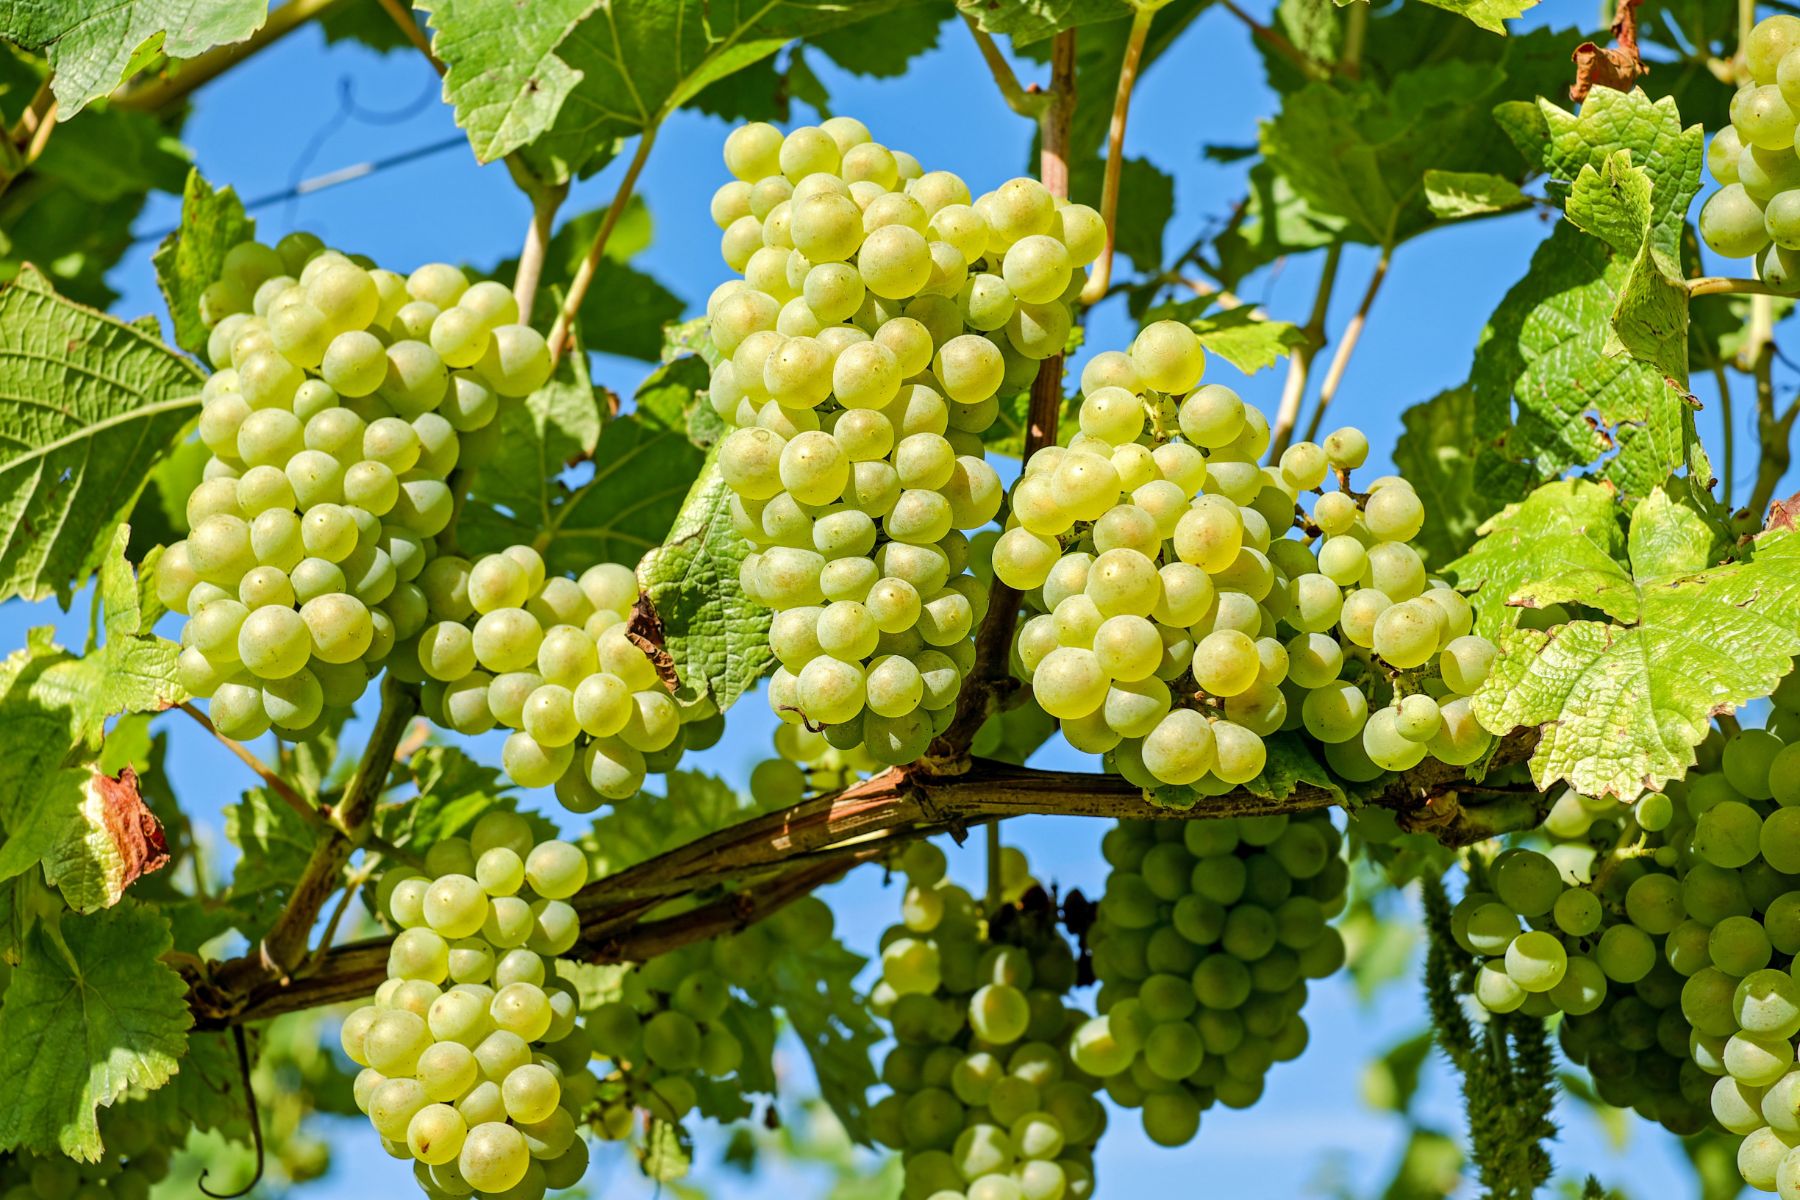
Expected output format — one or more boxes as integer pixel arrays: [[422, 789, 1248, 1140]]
[[0, 268, 203, 604], [0, 901, 191, 1159], [0, 0, 266, 116], [1424, 169, 1530, 219], [1474, 506, 1800, 798], [151, 170, 252, 357], [638, 448, 774, 712], [1392, 386, 1495, 567]]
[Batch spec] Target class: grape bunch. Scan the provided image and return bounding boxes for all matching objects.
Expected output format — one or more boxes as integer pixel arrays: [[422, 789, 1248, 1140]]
[[746, 721, 876, 808], [1700, 14, 1800, 288], [1069, 814, 1346, 1146], [704, 117, 1103, 764], [1449, 676, 1800, 1196], [581, 896, 833, 1143], [0, 1109, 170, 1200], [398, 546, 719, 804], [344, 812, 594, 1199], [156, 233, 551, 741], [867, 842, 1105, 1200], [991, 325, 1496, 791]]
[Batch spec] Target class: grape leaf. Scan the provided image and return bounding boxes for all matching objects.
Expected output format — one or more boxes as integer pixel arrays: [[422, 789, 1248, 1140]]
[[1473, 498, 1800, 798], [1445, 478, 1627, 638], [39, 765, 170, 914], [0, 901, 191, 1159], [638, 448, 775, 712], [0, 268, 204, 604], [0, 528, 180, 891], [510, 408, 705, 577], [152, 170, 253, 358], [747, 929, 880, 1143], [432, 0, 915, 178], [955, 0, 1134, 44], [1188, 307, 1306, 376], [1424, 170, 1530, 219], [0, 0, 266, 117], [1413, 0, 1537, 34], [1563, 150, 1690, 383], [1468, 222, 1687, 501], [457, 373, 606, 565], [223, 789, 314, 924], [1391, 386, 1509, 568], [1495, 88, 1704, 266], [1260, 61, 1529, 248], [1209, 160, 1349, 291], [807, 1, 945, 76]]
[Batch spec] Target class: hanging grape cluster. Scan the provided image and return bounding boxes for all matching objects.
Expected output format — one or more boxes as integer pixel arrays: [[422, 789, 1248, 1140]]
[[704, 117, 1102, 764], [1451, 672, 1800, 1196], [402, 546, 719, 804], [158, 235, 551, 741], [867, 843, 1105, 1200], [1700, 13, 1800, 288], [1070, 815, 1347, 1146], [344, 813, 594, 1198], [582, 896, 836, 1143], [992, 327, 1496, 790]]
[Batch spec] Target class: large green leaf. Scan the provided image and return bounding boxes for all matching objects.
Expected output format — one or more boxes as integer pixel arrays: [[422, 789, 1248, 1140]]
[[1259, 60, 1530, 248], [38, 764, 170, 915], [431, 0, 914, 179], [638, 448, 774, 712], [1496, 88, 1703, 266], [1445, 478, 1627, 638], [1474, 495, 1800, 798], [0, 0, 267, 117], [1189, 307, 1306, 376], [0, 528, 181, 891], [1468, 222, 1686, 501], [0, 268, 204, 604], [0, 901, 191, 1159], [152, 170, 252, 358]]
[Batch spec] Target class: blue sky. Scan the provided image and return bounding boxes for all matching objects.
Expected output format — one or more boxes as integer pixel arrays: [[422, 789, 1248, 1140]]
[[5, 1, 1794, 1196]]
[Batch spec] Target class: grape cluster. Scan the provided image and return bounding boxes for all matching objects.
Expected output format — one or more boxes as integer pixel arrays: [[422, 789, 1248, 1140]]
[[582, 896, 834, 1143], [992, 327, 1496, 790], [747, 721, 876, 808], [1701, 14, 1800, 287], [1451, 677, 1800, 1196], [867, 843, 1104, 1200], [704, 117, 1102, 764], [344, 812, 594, 1199], [399, 545, 718, 803], [0, 1110, 170, 1200], [156, 233, 551, 741], [1070, 815, 1346, 1146]]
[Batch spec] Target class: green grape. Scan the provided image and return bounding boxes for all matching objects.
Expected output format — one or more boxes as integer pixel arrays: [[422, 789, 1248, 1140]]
[[1702, 183, 1772, 258]]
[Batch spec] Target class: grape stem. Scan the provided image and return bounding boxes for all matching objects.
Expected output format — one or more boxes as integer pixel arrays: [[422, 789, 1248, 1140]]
[[1301, 248, 1390, 445], [1686, 276, 1792, 298], [204, 675, 418, 1000], [374, 0, 442, 69], [183, 733, 1543, 1027], [962, 14, 1052, 119], [1269, 244, 1343, 460], [547, 123, 661, 366], [176, 700, 324, 831], [513, 177, 569, 325], [1080, 6, 1156, 306], [111, 0, 348, 112]]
